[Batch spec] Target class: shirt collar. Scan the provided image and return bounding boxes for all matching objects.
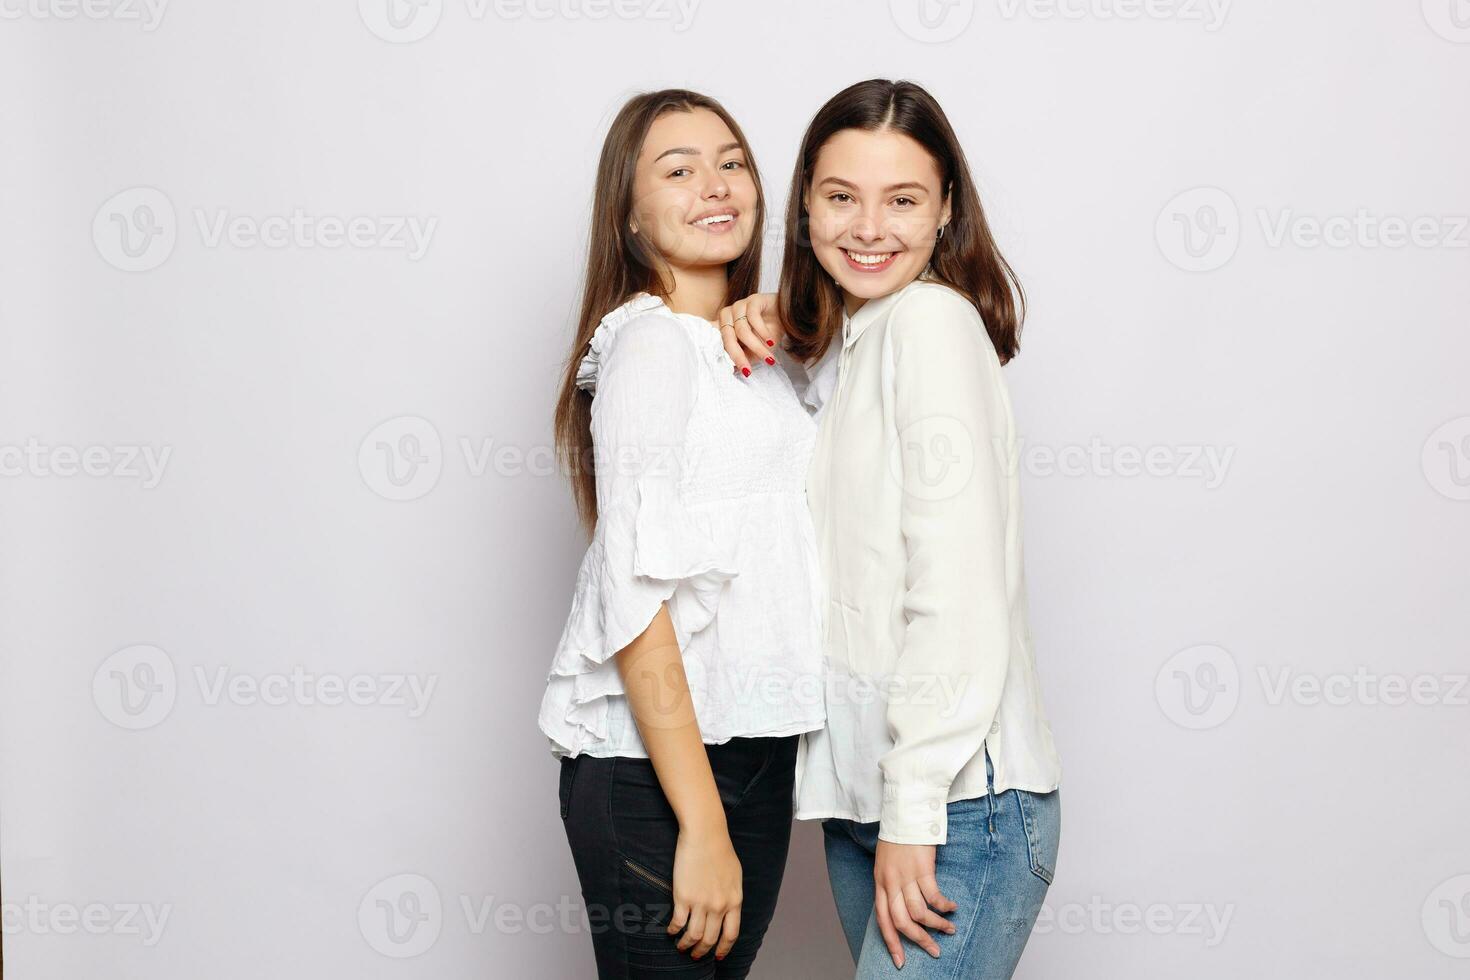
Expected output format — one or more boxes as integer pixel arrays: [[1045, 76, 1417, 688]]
[[840, 276, 928, 350]]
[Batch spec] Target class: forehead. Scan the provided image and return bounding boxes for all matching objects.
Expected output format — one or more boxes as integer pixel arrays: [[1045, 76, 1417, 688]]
[[639, 107, 739, 164], [813, 128, 942, 188]]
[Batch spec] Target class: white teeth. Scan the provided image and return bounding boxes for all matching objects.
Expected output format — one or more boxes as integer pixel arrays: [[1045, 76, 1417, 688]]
[[695, 214, 735, 227], [846, 250, 893, 265]]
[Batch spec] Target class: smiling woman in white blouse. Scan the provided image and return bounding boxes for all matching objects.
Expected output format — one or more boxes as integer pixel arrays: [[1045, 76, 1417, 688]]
[[541, 90, 825, 979], [720, 79, 1064, 979]]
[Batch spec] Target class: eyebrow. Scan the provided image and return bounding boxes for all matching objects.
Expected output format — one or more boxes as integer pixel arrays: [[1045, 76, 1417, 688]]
[[653, 142, 743, 163], [819, 177, 929, 193]]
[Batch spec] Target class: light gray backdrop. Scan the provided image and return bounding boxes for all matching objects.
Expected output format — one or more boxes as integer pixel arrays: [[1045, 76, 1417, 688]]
[[2, 1, 1468, 977]]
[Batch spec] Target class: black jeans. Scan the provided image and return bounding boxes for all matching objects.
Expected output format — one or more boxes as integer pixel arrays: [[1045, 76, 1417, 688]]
[[558, 734, 800, 979]]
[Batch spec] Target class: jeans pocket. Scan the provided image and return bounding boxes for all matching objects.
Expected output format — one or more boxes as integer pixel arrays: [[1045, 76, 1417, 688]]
[[1014, 789, 1060, 885], [558, 756, 578, 820]]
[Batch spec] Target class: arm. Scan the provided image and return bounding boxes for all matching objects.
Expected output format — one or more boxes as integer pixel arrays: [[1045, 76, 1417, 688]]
[[871, 288, 1013, 965], [591, 314, 742, 961]]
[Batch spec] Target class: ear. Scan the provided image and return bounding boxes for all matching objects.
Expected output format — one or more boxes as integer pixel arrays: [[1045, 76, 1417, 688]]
[[940, 184, 953, 229]]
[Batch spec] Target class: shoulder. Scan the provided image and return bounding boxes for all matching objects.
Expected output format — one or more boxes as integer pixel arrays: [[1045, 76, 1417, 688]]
[[575, 295, 701, 394], [888, 280, 986, 333], [885, 280, 996, 363]]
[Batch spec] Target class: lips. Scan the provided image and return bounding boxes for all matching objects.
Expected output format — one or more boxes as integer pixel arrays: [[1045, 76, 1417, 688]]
[[842, 248, 899, 273], [690, 209, 739, 232]]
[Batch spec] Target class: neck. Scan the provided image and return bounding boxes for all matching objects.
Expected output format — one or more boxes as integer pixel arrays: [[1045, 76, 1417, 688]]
[[663, 263, 729, 322], [842, 291, 866, 317]]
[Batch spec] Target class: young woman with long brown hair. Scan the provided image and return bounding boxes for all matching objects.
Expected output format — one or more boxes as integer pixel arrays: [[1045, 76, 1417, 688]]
[[719, 79, 1064, 978], [539, 90, 826, 979]]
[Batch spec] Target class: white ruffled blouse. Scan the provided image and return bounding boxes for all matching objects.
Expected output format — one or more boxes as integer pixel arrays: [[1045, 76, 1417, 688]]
[[538, 294, 828, 759]]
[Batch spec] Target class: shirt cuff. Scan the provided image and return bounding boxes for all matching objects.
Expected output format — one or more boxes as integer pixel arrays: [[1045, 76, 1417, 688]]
[[878, 780, 952, 845]]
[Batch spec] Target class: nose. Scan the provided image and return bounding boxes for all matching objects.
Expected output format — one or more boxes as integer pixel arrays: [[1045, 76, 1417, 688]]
[[703, 168, 730, 201], [850, 206, 884, 244]]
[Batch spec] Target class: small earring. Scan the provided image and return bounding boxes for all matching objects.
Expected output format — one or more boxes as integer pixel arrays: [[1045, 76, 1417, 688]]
[[936, 224, 947, 241]]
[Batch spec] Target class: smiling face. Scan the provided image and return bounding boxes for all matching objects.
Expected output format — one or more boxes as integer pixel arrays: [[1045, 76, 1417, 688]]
[[630, 107, 759, 275], [803, 127, 952, 312]]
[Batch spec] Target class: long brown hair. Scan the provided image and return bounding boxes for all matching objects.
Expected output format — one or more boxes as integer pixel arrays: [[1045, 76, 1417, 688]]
[[553, 90, 766, 536], [778, 79, 1024, 366]]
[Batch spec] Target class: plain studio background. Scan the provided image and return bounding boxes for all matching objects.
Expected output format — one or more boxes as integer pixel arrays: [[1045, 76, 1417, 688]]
[[2, 1, 1468, 977]]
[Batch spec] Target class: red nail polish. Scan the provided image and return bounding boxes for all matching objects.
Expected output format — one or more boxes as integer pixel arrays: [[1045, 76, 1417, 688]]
[[766, 339, 775, 347], [741, 367, 750, 377], [765, 356, 775, 365]]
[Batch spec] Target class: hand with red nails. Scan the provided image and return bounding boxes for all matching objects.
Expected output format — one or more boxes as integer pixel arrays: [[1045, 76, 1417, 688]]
[[715, 292, 784, 378]]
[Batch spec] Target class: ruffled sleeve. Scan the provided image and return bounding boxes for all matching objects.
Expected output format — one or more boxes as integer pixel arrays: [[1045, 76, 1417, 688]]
[[539, 306, 739, 756]]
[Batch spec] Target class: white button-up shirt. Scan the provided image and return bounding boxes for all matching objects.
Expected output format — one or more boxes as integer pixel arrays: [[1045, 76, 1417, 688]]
[[790, 278, 1062, 845]]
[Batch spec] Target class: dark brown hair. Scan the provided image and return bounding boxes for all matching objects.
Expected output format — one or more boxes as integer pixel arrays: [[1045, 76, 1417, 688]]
[[553, 90, 766, 535], [778, 78, 1024, 366]]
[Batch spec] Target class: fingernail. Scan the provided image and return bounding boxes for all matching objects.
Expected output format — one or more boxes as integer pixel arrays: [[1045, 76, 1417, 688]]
[[741, 367, 750, 377], [766, 339, 775, 347], [765, 356, 775, 365]]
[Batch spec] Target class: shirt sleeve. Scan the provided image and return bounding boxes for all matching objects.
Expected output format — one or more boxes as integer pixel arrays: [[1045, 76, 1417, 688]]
[[540, 312, 739, 752], [877, 287, 1014, 846]]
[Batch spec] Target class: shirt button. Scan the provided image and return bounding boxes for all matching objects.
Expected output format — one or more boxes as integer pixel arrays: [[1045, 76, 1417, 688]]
[[929, 823, 941, 836], [929, 800, 940, 811], [990, 722, 1000, 735]]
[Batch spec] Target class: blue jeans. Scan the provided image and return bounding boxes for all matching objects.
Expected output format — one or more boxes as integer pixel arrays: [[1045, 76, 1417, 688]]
[[821, 751, 1060, 979]]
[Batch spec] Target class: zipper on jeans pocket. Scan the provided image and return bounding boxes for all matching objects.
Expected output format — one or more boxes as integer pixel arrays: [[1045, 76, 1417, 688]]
[[622, 856, 673, 895]]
